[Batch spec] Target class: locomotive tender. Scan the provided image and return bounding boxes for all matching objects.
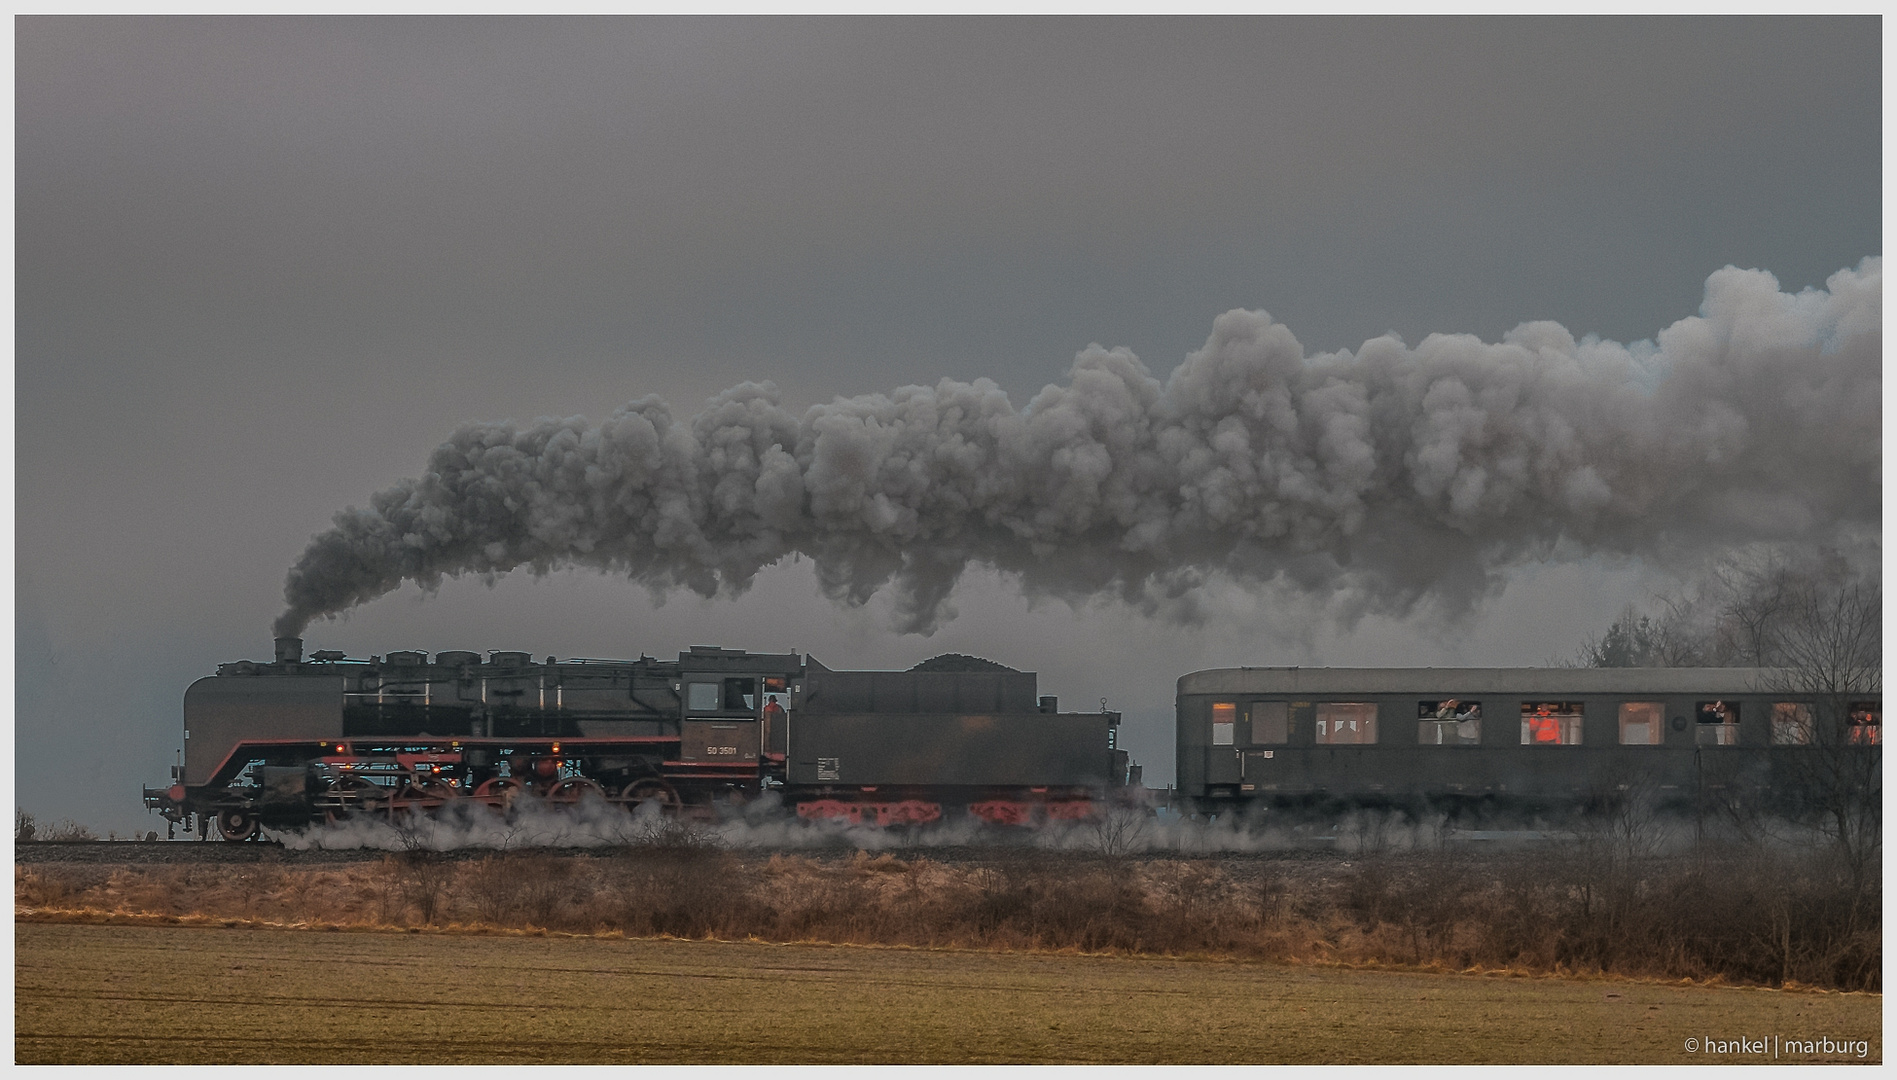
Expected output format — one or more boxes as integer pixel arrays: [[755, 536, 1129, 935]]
[[1175, 666, 1881, 817], [144, 638, 1130, 840]]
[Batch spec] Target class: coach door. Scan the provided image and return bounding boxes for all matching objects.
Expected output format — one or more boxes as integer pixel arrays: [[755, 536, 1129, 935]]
[[1207, 701, 1242, 785]]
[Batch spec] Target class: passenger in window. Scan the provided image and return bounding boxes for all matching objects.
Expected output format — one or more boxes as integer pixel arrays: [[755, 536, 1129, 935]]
[[1848, 703, 1881, 745], [1696, 700, 1739, 746], [1771, 703, 1812, 745], [1527, 710, 1561, 743]]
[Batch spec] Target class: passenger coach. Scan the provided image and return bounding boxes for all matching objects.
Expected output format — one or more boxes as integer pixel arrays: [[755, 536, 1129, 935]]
[[1176, 667, 1880, 817]]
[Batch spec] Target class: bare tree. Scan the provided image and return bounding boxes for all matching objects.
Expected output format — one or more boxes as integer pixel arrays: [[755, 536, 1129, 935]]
[[1579, 549, 1880, 881], [1571, 593, 1711, 668], [1575, 547, 1869, 671], [388, 812, 456, 925], [1755, 575, 1881, 891], [1089, 802, 1151, 858]]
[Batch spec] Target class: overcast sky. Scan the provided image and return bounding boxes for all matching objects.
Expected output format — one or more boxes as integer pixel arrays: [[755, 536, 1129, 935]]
[[15, 17, 1881, 831]]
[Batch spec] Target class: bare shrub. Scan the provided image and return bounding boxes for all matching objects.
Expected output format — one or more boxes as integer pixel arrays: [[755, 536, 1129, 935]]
[[370, 856, 409, 924], [1152, 860, 1225, 928], [43, 819, 96, 842], [1468, 853, 1560, 971], [19, 828, 1878, 991], [1252, 870, 1289, 929], [462, 855, 523, 925], [515, 853, 579, 929], [1389, 855, 1476, 967], [1089, 804, 1151, 858], [612, 846, 746, 939], [219, 865, 287, 919], [16, 866, 120, 908]]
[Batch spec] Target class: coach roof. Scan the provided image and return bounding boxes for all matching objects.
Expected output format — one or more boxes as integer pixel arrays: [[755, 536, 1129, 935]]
[[1176, 667, 1790, 697]]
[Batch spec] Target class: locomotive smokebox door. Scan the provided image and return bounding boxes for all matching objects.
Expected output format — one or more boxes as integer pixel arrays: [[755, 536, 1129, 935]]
[[679, 719, 760, 762]]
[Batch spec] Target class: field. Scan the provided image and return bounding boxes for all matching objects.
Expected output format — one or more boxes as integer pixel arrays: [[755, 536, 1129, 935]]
[[14, 921, 1880, 1064]]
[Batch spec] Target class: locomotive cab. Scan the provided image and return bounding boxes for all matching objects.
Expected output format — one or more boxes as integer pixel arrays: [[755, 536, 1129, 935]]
[[674, 647, 802, 774]]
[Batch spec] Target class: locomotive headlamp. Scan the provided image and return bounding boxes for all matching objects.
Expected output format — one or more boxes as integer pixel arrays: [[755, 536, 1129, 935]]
[[552, 743, 561, 754]]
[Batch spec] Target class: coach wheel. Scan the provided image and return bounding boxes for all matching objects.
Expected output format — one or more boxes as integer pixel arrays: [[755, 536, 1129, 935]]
[[547, 777, 605, 805], [217, 808, 260, 842], [620, 778, 680, 814]]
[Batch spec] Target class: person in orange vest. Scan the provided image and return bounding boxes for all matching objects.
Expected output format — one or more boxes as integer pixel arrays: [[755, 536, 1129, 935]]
[[1528, 709, 1561, 744]]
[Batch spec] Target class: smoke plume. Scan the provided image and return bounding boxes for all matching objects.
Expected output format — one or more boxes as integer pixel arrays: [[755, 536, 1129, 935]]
[[277, 258, 1880, 638]]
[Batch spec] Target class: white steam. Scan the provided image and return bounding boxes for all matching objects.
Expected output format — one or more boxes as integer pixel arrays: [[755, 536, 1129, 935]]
[[269, 795, 1463, 855], [277, 258, 1881, 637]]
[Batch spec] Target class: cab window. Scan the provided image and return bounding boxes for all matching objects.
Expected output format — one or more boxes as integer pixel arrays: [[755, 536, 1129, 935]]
[[686, 681, 720, 713], [724, 677, 757, 712]]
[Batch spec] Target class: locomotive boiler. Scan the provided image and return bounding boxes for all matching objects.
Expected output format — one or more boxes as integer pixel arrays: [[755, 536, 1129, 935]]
[[144, 638, 1132, 840]]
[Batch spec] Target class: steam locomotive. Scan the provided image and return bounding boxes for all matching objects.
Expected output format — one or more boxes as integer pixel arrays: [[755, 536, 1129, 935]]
[[143, 642, 1879, 841], [1175, 666, 1882, 818], [143, 638, 1132, 840]]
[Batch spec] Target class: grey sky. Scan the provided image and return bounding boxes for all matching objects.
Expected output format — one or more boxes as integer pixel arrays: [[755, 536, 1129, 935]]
[[15, 17, 1880, 831]]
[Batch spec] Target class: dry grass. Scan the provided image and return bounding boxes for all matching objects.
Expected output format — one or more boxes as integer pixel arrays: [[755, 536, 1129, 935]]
[[14, 921, 1882, 1064], [14, 842, 1881, 992]]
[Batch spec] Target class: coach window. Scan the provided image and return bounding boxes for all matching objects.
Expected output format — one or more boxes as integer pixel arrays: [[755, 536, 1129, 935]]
[[1848, 703, 1881, 745], [1696, 701, 1739, 746], [1316, 702, 1377, 745], [1417, 700, 1480, 745], [1520, 702, 1583, 745], [1211, 702, 1237, 745], [1617, 702, 1664, 745], [686, 681, 720, 714], [1772, 703, 1813, 745], [1249, 701, 1288, 745]]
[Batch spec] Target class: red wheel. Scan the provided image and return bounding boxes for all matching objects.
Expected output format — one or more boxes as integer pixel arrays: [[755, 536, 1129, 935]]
[[217, 808, 260, 842], [547, 777, 605, 805], [472, 776, 526, 812], [322, 775, 381, 821], [620, 778, 680, 813], [402, 777, 460, 810]]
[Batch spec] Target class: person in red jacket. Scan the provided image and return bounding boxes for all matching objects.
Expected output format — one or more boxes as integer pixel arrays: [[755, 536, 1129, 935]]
[[762, 694, 788, 762]]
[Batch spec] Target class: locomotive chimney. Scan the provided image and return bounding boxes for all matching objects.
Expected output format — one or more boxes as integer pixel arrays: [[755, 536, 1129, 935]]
[[1039, 695, 1057, 714], [274, 636, 303, 665]]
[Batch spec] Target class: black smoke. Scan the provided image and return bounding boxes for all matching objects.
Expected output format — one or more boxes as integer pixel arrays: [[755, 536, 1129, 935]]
[[277, 258, 1881, 639]]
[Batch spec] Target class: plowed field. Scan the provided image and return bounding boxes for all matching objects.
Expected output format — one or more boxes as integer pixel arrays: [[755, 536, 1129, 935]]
[[15, 922, 1880, 1064]]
